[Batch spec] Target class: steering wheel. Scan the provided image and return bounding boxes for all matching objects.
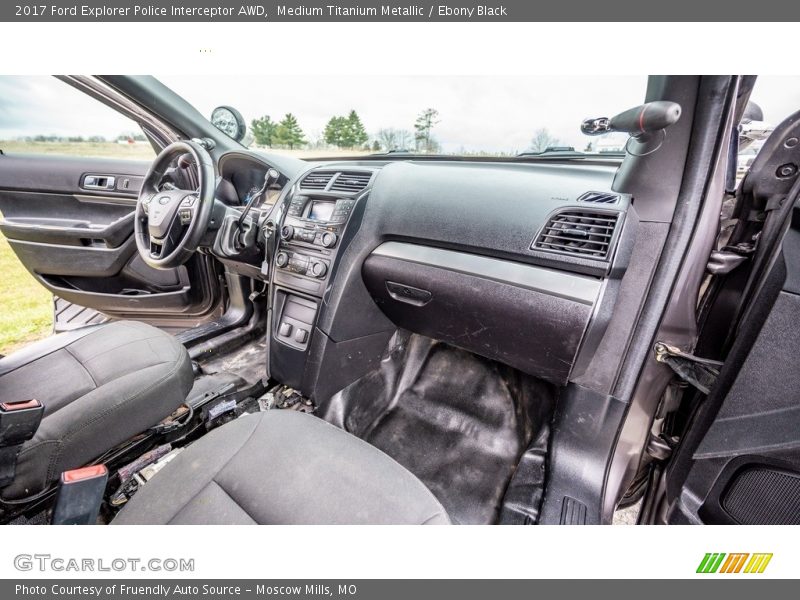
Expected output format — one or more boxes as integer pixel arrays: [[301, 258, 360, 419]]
[[135, 140, 216, 269]]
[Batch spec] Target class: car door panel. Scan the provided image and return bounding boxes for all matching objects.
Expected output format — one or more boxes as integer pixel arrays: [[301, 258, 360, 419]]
[[0, 153, 216, 325], [2, 194, 134, 248], [665, 197, 800, 525]]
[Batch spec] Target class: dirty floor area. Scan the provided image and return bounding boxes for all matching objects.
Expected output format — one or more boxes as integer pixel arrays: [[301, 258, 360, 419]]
[[321, 333, 556, 524]]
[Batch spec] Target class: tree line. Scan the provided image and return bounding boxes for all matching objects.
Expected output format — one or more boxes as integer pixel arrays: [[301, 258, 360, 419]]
[[249, 109, 573, 155], [250, 107, 442, 153]]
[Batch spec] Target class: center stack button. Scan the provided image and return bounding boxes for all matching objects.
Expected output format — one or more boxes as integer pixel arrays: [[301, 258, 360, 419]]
[[310, 261, 328, 278], [321, 232, 337, 248]]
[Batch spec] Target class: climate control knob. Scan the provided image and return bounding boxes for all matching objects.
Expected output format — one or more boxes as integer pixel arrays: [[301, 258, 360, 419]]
[[280, 225, 294, 240], [310, 261, 328, 278], [321, 232, 338, 248], [276, 252, 289, 268]]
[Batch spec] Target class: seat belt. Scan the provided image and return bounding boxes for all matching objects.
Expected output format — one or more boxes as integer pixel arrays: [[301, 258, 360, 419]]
[[0, 399, 44, 487], [51, 465, 108, 525]]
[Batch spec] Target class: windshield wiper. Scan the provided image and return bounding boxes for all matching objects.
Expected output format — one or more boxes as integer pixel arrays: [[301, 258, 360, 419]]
[[515, 150, 625, 159], [368, 149, 414, 156], [517, 151, 584, 158]]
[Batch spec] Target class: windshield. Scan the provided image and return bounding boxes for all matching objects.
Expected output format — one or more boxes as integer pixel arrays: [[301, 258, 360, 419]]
[[159, 75, 648, 159]]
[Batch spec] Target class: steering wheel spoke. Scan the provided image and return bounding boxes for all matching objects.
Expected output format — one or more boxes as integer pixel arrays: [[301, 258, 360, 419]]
[[149, 214, 184, 259], [178, 193, 199, 225], [139, 191, 156, 216]]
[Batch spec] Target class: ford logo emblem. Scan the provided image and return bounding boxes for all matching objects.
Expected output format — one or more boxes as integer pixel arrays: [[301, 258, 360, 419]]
[[159, 196, 170, 205]]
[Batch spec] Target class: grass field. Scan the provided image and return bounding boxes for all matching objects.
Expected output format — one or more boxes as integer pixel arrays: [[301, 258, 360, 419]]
[[0, 234, 52, 355], [0, 140, 155, 160]]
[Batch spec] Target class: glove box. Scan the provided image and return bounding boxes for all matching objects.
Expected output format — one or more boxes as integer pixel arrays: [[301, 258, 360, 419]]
[[362, 243, 600, 385]]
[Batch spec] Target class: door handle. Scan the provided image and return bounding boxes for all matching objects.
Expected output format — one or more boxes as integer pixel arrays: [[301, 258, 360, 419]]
[[82, 175, 116, 190]]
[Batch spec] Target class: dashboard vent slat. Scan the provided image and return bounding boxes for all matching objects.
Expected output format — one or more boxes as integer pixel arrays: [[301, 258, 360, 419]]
[[533, 209, 621, 260], [300, 171, 336, 190], [545, 224, 615, 234], [578, 191, 620, 205], [330, 172, 372, 193]]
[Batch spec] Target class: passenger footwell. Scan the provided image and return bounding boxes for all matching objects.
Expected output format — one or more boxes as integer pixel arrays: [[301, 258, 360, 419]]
[[321, 333, 555, 524]]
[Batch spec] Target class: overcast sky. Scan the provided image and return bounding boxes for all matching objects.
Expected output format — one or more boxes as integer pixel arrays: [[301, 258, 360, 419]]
[[1, 75, 800, 153], [160, 74, 648, 152]]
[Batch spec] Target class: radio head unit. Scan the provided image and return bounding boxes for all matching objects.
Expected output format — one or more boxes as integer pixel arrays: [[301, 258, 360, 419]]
[[286, 196, 355, 225], [308, 201, 335, 222]]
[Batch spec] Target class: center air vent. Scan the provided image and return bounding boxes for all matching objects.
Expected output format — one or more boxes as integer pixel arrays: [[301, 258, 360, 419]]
[[578, 191, 620, 204], [331, 172, 371, 193], [533, 209, 620, 260], [300, 171, 335, 190]]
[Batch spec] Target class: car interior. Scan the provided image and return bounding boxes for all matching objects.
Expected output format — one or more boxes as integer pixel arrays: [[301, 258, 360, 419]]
[[1, 75, 799, 525]]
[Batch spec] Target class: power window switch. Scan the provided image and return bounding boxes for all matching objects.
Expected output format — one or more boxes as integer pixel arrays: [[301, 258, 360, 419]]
[[294, 329, 308, 344], [279, 322, 293, 337]]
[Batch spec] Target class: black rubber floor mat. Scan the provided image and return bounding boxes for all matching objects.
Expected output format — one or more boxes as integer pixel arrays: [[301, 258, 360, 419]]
[[53, 296, 108, 332], [322, 333, 555, 524]]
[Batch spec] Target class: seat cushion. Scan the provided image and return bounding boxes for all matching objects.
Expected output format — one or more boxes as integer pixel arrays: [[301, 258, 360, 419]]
[[114, 411, 450, 525], [0, 321, 193, 500]]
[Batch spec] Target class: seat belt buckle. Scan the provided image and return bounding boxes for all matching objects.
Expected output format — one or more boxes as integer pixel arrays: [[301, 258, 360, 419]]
[[0, 399, 43, 446], [0, 399, 44, 487], [52, 465, 108, 525]]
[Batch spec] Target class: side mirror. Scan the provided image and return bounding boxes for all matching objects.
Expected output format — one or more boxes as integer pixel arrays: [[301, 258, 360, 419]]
[[742, 100, 764, 123], [210, 106, 247, 142], [739, 101, 771, 151]]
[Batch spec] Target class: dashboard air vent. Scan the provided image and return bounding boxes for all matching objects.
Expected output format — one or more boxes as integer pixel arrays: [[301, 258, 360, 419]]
[[300, 171, 335, 190], [330, 172, 372, 193], [534, 210, 620, 260], [577, 191, 620, 204]]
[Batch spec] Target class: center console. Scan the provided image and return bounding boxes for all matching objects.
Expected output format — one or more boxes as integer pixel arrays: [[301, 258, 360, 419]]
[[271, 194, 357, 297], [269, 169, 373, 389]]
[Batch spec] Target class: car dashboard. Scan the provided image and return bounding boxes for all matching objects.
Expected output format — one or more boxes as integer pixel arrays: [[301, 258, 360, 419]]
[[212, 151, 633, 403]]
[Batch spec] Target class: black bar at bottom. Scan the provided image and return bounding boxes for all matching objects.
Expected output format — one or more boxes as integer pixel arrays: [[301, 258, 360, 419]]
[[1, 579, 795, 600]]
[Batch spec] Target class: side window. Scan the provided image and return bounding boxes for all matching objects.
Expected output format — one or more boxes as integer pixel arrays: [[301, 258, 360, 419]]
[[0, 76, 155, 160]]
